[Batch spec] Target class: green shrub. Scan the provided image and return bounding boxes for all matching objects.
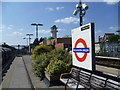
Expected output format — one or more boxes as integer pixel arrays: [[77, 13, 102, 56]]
[[32, 48, 72, 79], [47, 49, 72, 64], [32, 53, 50, 78], [45, 59, 71, 75], [45, 49, 72, 75], [32, 45, 53, 61]]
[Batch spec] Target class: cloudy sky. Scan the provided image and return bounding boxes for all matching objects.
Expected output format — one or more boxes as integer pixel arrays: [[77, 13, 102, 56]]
[[1, 0, 119, 45]]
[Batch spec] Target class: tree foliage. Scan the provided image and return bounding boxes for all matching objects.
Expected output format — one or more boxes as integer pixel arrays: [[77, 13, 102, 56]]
[[32, 49, 72, 79], [109, 35, 119, 43], [39, 37, 44, 43], [32, 45, 53, 61]]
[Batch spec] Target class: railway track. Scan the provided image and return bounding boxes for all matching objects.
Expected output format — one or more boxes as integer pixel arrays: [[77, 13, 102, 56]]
[[95, 56, 120, 69]]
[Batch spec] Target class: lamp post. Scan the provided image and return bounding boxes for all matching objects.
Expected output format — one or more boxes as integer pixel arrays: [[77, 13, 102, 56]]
[[116, 30, 120, 42], [26, 34, 33, 54], [73, 0, 88, 26], [23, 37, 28, 46], [23, 37, 29, 54], [116, 30, 120, 36], [31, 23, 43, 39]]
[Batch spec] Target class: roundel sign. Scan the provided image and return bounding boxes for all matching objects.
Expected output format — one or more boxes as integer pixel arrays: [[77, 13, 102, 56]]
[[73, 38, 89, 62], [72, 23, 95, 71]]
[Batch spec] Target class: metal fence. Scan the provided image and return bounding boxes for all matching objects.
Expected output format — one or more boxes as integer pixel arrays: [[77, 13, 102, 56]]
[[96, 43, 120, 57]]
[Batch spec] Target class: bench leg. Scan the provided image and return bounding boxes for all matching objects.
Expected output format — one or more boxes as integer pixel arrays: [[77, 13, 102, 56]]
[[65, 78, 70, 90]]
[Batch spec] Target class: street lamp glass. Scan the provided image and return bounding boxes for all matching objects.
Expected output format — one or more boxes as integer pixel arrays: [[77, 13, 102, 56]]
[[38, 24, 43, 26], [30, 34, 33, 36], [73, 9, 79, 15], [26, 34, 33, 36], [31, 23, 37, 25], [76, 4, 82, 8], [82, 4, 88, 10]]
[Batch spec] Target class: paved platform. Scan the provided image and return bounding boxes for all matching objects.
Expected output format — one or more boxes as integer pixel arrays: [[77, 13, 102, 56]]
[[1, 55, 119, 89], [96, 65, 120, 76], [2, 55, 64, 89], [2, 57, 31, 88], [22, 55, 47, 88], [22, 55, 64, 89]]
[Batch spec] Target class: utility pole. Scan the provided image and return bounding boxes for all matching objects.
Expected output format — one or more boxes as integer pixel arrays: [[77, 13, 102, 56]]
[[23, 37, 28, 46], [31, 23, 43, 45], [73, 0, 88, 26], [26, 34, 33, 54], [79, 0, 82, 26]]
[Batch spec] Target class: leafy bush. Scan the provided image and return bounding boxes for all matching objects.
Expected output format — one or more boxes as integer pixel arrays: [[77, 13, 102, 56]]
[[32, 53, 50, 78], [47, 49, 72, 64], [45, 58, 71, 75], [108, 35, 119, 43], [32, 45, 53, 61], [45, 49, 72, 75], [32, 48, 72, 79]]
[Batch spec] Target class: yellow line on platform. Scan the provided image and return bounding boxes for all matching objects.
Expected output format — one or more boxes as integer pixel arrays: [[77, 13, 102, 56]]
[[96, 65, 120, 71]]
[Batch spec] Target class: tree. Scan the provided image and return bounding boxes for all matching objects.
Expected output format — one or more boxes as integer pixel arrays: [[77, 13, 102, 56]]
[[39, 37, 44, 43], [32, 38, 39, 48], [2, 43, 16, 50], [108, 35, 119, 43]]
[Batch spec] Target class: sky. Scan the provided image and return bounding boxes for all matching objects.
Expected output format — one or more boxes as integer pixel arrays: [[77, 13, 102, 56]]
[[1, 1, 119, 45]]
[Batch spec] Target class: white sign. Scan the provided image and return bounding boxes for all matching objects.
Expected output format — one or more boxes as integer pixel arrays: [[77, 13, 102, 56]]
[[72, 23, 95, 71]]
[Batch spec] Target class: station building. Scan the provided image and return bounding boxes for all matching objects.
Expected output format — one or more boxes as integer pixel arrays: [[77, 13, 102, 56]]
[[39, 25, 72, 51], [98, 33, 114, 42], [39, 37, 72, 51]]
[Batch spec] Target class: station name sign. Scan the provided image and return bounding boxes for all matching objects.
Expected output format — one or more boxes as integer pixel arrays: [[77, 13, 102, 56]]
[[73, 48, 89, 53], [72, 23, 95, 71], [81, 25, 90, 31]]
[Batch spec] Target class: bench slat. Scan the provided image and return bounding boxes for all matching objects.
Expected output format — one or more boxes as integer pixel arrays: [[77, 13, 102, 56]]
[[60, 67, 120, 89]]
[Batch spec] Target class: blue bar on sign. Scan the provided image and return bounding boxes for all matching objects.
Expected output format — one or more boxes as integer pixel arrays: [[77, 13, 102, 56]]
[[73, 48, 90, 53]]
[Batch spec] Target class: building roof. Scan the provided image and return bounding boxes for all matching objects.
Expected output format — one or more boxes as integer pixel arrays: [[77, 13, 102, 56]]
[[47, 37, 54, 40], [104, 33, 114, 35]]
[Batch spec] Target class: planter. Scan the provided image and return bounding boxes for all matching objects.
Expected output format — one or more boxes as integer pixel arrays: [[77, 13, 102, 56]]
[[45, 71, 60, 82]]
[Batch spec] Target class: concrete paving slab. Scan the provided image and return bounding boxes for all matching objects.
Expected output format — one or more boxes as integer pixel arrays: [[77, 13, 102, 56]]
[[22, 55, 47, 88], [22, 55, 65, 89], [2, 57, 31, 88]]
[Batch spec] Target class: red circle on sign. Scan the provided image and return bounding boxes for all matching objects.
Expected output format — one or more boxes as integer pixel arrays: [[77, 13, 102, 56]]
[[74, 38, 87, 62]]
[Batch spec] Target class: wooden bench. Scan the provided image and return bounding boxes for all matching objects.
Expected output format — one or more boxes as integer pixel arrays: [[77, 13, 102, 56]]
[[60, 67, 120, 89], [106, 79, 120, 90], [90, 74, 107, 88]]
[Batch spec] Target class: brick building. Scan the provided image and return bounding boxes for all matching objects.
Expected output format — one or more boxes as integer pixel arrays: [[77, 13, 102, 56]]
[[39, 37, 72, 51], [98, 33, 114, 42]]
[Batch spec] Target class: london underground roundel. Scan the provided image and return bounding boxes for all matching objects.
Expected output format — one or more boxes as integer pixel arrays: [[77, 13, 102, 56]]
[[72, 23, 95, 71], [73, 38, 89, 62]]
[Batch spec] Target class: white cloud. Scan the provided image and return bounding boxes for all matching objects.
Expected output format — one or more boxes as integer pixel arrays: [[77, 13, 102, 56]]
[[0, 25, 5, 31], [103, 0, 119, 5], [56, 7, 64, 10], [0, 26, 3, 31], [1, 25, 25, 32], [54, 17, 79, 24], [7, 27, 13, 30], [13, 31, 23, 35], [38, 30, 50, 34], [9, 25, 14, 27], [46, 6, 64, 11], [19, 28, 24, 31], [57, 28, 65, 31], [45, 7, 54, 11], [109, 26, 120, 30], [6, 25, 14, 30], [95, 30, 102, 34]]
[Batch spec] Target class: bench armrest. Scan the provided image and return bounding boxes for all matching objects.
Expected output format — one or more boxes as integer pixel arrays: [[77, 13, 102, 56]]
[[60, 73, 72, 78]]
